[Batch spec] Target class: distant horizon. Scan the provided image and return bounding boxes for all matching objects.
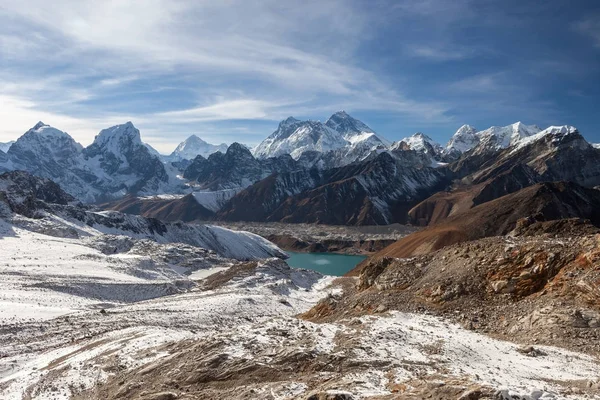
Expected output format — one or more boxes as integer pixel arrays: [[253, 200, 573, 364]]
[[0, 114, 593, 156], [1, 1, 599, 153]]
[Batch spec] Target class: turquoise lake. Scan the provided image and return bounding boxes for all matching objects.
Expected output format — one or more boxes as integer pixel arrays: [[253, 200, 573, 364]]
[[285, 251, 367, 276]]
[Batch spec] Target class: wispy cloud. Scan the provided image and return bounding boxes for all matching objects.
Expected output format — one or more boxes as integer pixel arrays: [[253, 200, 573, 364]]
[[448, 73, 507, 93], [574, 14, 600, 48], [0, 0, 598, 149], [407, 45, 476, 61], [0, 0, 455, 150]]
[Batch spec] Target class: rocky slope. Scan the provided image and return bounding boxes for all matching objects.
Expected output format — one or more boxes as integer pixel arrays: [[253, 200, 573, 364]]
[[0, 171, 284, 260], [2, 231, 599, 400], [409, 127, 600, 226], [216, 151, 449, 225], [183, 142, 298, 191], [331, 224, 600, 361], [374, 181, 600, 259], [100, 194, 214, 222]]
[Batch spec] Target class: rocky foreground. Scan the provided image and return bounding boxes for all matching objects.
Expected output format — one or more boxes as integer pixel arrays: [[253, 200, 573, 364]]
[[1, 172, 600, 399], [2, 227, 600, 399]]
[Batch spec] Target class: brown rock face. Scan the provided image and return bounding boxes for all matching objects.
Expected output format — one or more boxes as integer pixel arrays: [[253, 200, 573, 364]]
[[307, 232, 600, 354], [409, 131, 600, 227], [100, 194, 214, 222], [368, 182, 600, 261]]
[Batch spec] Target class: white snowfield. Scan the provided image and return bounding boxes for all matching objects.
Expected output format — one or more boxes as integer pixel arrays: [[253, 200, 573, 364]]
[[0, 253, 334, 399], [0, 220, 226, 323], [0, 251, 598, 399], [37, 207, 286, 261]]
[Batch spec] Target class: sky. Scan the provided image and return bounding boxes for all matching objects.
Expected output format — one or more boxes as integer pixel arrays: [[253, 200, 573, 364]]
[[0, 0, 599, 153]]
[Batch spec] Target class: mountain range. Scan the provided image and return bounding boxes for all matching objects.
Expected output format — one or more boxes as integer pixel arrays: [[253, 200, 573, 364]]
[[1, 112, 598, 228]]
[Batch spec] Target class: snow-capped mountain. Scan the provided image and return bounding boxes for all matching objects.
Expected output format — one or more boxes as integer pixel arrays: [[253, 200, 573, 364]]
[[449, 125, 600, 208], [0, 121, 182, 202], [5, 122, 96, 200], [325, 111, 390, 147], [253, 117, 349, 160], [168, 135, 228, 162], [474, 122, 541, 152], [0, 141, 14, 153], [506, 125, 579, 153], [253, 112, 390, 167], [9, 122, 83, 164], [445, 122, 543, 156], [83, 122, 173, 197], [445, 124, 479, 154], [394, 132, 443, 154], [0, 117, 596, 227]]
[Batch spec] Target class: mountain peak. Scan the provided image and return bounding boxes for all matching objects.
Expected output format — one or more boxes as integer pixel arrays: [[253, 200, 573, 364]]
[[280, 116, 300, 127], [28, 121, 70, 137], [456, 124, 478, 135], [331, 110, 349, 118], [94, 122, 141, 146], [325, 110, 359, 125], [226, 142, 252, 156], [445, 124, 480, 153], [324, 111, 386, 146], [22, 122, 74, 142], [32, 121, 48, 130], [169, 135, 228, 161], [184, 134, 208, 145], [412, 132, 432, 140], [397, 132, 441, 154]]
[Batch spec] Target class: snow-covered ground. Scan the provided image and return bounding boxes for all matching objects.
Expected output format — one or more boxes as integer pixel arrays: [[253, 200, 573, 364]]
[[0, 255, 334, 399], [1, 196, 599, 398], [1, 261, 599, 399], [0, 220, 235, 324]]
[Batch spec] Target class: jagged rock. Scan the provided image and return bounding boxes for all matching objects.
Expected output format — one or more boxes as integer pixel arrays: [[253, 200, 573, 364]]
[[305, 392, 355, 400], [183, 142, 296, 190]]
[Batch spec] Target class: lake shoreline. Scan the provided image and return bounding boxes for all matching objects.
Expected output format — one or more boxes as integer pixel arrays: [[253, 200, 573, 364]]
[[285, 251, 367, 276], [267, 234, 395, 256], [203, 221, 417, 255]]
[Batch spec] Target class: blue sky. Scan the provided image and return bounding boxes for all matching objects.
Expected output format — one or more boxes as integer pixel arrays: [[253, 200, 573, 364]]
[[0, 0, 599, 153]]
